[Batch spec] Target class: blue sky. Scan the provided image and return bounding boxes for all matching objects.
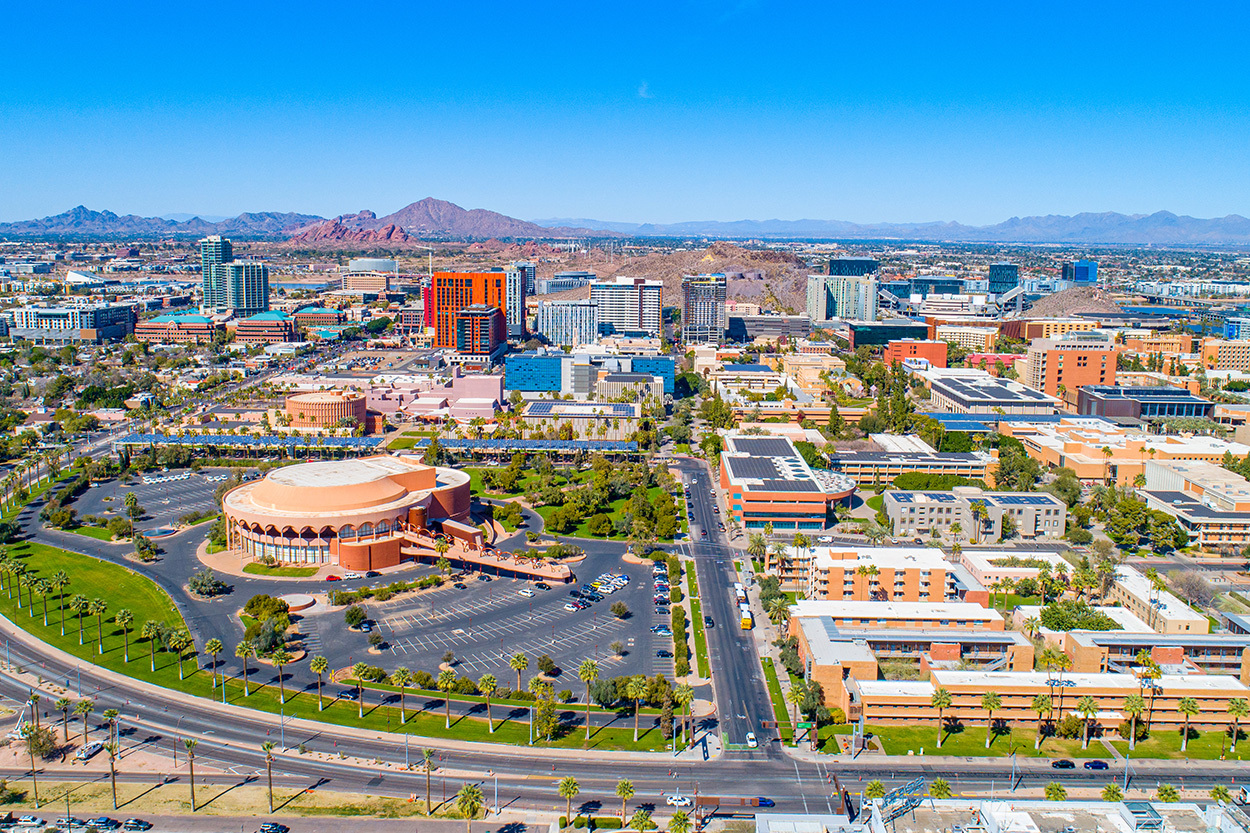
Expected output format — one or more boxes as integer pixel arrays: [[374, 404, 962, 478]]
[[2, 1, 1249, 225]]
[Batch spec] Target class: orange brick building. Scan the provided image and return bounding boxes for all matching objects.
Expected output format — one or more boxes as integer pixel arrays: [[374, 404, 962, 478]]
[[432, 271, 507, 349], [1024, 336, 1116, 398], [884, 338, 947, 368]]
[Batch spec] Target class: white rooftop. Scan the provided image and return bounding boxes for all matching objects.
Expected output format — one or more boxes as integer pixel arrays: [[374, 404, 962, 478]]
[[793, 599, 1003, 622], [856, 679, 935, 697], [1015, 604, 1154, 634], [870, 433, 935, 453], [266, 455, 422, 489], [809, 546, 952, 571], [1115, 565, 1207, 623], [932, 669, 1249, 693]]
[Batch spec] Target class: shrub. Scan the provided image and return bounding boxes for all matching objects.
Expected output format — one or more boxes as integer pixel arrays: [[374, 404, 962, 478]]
[[343, 605, 367, 629], [413, 670, 435, 690], [189, 567, 229, 598], [246, 594, 291, 622], [1117, 719, 1149, 742], [536, 654, 557, 675], [454, 676, 479, 695], [367, 632, 383, 647], [1055, 714, 1085, 740], [1041, 600, 1120, 632]]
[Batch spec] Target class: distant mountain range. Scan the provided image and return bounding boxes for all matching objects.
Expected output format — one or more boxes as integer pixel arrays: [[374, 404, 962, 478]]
[[5, 202, 1250, 246], [533, 211, 1250, 245]]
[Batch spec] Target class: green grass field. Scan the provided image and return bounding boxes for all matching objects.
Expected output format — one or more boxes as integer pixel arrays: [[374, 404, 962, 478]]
[[761, 658, 792, 742], [865, 494, 884, 512], [536, 486, 677, 541], [687, 570, 710, 677], [69, 526, 115, 542], [1110, 727, 1245, 760], [816, 721, 1111, 758], [388, 437, 418, 450], [242, 563, 319, 577], [0, 539, 666, 751]]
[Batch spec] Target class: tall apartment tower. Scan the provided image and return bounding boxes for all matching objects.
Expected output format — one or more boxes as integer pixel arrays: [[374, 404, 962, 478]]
[[589, 276, 663, 336], [807, 274, 878, 323], [505, 261, 535, 337], [681, 273, 727, 345], [988, 262, 1020, 295], [218, 262, 270, 318], [200, 235, 232, 311]]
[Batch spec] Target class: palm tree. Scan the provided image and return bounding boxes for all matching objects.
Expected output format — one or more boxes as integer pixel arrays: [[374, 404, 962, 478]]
[[20, 724, 41, 808], [479, 674, 498, 733], [864, 780, 886, 799], [969, 500, 988, 544], [236, 641, 256, 696], [271, 648, 293, 704], [455, 783, 484, 833], [616, 779, 635, 821], [71, 594, 90, 645], [11, 563, 26, 611], [310, 655, 329, 711], [434, 535, 451, 561], [167, 630, 192, 680], [262, 741, 276, 813], [670, 811, 692, 833], [1178, 696, 1200, 754], [1031, 694, 1051, 749], [115, 609, 134, 663], [33, 579, 51, 626], [124, 491, 139, 539], [766, 596, 791, 626], [578, 659, 600, 741], [105, 741, 119, 809], [204, 638, 223, 688], [437, 668, 457, 729], [1023, 615, 1041, 637], [74, 699, 94, 745], [509, 652, 529, 691], [422, 748, 435, 810], [89, 598, 108, 654], [1101, 446, 1113, 485], [675, 683, 694, 744], [1102, 783, 1123, 802], [351, 662, 370, 719], [1076, 696, 1099, 749], [1211, 785, 1232, 803], [103, 708, 119, 745], [184, 738, 198, 811], [930, 778, 953, 800], [392, 667, 414, 723], [50, 570, 70, 636], [931, 688, 952, 748], [786, 684, 805, 747], [627, 675, 647, 742], [55, 697, 72, 742], [557, 776, 580, 828], [981, 691, 1001, 749], [1123, 694, 1145, 751], [1229, 698, 1248, 753], [747, 533, 767, 564], [1044, 782, 1068, 802]]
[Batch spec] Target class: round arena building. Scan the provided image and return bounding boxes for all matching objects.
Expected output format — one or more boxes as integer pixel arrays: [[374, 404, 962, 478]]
[[221, 455, 470, 571], [285, 390, 367, 429]]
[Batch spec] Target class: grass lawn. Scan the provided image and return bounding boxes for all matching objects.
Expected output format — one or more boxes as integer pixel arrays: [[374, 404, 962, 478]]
[[817, 722, 1112, 758], [188, 513, 219, 526], [687, 571, 710, 678], [388, 437, 418, 450], [69, 525, 115, 542], [675, 443, 693, 454], [992, 593, 1043, 611], [206, 542, 226, 555], [0, 539, 669, 752], [865, 494, 884, 512], [536, 486, 679, 542], [465, 467, 576, 499], [1110, 727, 1244, 760], [242, 562, 320, 578], [761, 658, 792, 742]]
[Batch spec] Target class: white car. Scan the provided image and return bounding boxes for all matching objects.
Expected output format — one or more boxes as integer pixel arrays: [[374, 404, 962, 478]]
[[745, 732, 758, 748], [563, 603, 578, 612], [666, 795, 693, 807], [343, 572, 363, 580], [518, 588, 535, 597]]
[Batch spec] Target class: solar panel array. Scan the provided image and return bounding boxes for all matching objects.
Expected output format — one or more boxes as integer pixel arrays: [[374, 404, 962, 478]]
[[411, 438, 639, 452], [725, 456, 783, 481], [118, 433, 383, 449], [731, 437, 795, 457]]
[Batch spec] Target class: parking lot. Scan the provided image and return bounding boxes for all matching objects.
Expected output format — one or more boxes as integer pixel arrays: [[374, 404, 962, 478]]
[[73, 468, 224, 530], [370, 550, 674, 682]]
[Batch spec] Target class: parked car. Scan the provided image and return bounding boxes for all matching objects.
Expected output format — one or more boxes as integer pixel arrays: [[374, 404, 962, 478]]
[[656, 649, 674, 658], [16, 818, 44, 829], [666, 794, 693, 807], [88, 818, 120, 830], [258, 824, 290, 833], [1051, 759, 1075, 769], [704, 616, 714, 628], [122, 822, 152, 832], [76, 741, 104, 761], [479, 575, 493, 582], [535, 582, 551, 590], [453, 582, 468, 590], [564, 603, 579, 612], [325, 575, 342, 582], [343, 572, 363, 579], [364, 571, 381, 578], [1084, 760, 1109, 770], [519, 589, 535, 597]]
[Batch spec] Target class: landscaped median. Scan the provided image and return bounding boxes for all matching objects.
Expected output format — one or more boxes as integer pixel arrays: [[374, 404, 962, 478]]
[[0, 540, 676, 752], [686, 568, 709, 678]]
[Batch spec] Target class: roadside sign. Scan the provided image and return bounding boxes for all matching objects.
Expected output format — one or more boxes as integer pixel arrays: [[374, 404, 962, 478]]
[[797, 721, 815, 729]]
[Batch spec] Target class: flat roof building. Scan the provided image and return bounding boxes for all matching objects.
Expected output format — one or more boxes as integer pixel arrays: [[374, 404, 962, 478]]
[[1140, 459, 1250, 553], [1076, 385, 1213, 420], [589, 276, 662, 337], [1109, 564, 1209, 634], [884, 489, 1068, 543], [920, 368, 1059, 415]]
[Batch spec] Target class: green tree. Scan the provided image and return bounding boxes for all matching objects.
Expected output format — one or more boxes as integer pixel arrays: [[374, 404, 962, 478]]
[[351, 661, 369, 719], [236, 641, 256, 696], [1228, 697, 1248, 753], [74, 698, 94, 745], [438, 667, 457, 729], [271, 648, 293, 704], [55, 697, 72, 742], [578, 659, 600, 741], [1178, 696, 1200, 754], [1045, 782, 1068, 801], [627, 675, 648, 742], [930, 778, 952, 799], [455, 783, 484, 833], [204, 638, 223, 689], [864, 780, 886, 799], [1211, 785, 1232, 803], [71, 593, 90, 645], [262, 741, 276, 813], [510, 652, 529, 690], [391, 667, 414, 724], [1102, 783, 1123, 802], [422, 748, 434, 810], [1123, 694, 1145, 751], [616, 779, 635, 820], [1156, 784, 1180, 803], [931, 687, 952, 748], [310, 655, 329, 711], [479, 674, 498, 733], [50, 570, 70, 636], [184, 737, 198, 811], [114, 609, 134, 663], [557, 776, 580, 828], [669, 810, 692, 833], [981, 691, 1002, 748], [105, 741, 119, 809], [1076, 695, 1099, 749]]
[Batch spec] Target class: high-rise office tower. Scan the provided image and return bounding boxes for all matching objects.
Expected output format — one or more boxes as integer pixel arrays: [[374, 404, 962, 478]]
[[988, 263, 1020, 295], [1062, 260, 1098, 284], [431, 270, 508, 349], [505, 261, 535, 337], [589, 276, 663, 336], [681, 273, 727, 345], [807, 274, 878, 322], [200, 235, 232, 311], [828, 256, 880, 277], [535, 300, 600, 348]]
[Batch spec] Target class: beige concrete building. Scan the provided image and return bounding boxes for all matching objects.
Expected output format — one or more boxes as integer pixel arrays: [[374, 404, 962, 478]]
[[1108, 565, 1209, 634], [884, 488, 1068, 542]]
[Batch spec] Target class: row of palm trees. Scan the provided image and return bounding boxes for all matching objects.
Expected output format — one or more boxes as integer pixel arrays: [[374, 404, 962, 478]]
[[929, 683, 1249, 754]]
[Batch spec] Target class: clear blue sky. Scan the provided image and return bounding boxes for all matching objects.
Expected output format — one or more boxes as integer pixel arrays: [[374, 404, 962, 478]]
[[3, 1, 1249, 225]]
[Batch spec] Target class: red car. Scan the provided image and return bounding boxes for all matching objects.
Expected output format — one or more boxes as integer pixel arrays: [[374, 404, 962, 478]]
[[325, 575, 342, 582]]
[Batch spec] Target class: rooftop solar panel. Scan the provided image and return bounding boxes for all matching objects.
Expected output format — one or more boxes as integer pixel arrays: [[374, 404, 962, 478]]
[[732, 438, 795, 457], [726, 457, 780, 480], [757, 480, 820, 492]]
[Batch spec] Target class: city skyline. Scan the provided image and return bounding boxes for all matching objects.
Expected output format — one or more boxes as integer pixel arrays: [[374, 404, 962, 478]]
[[3, 1, 1249, 225]]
